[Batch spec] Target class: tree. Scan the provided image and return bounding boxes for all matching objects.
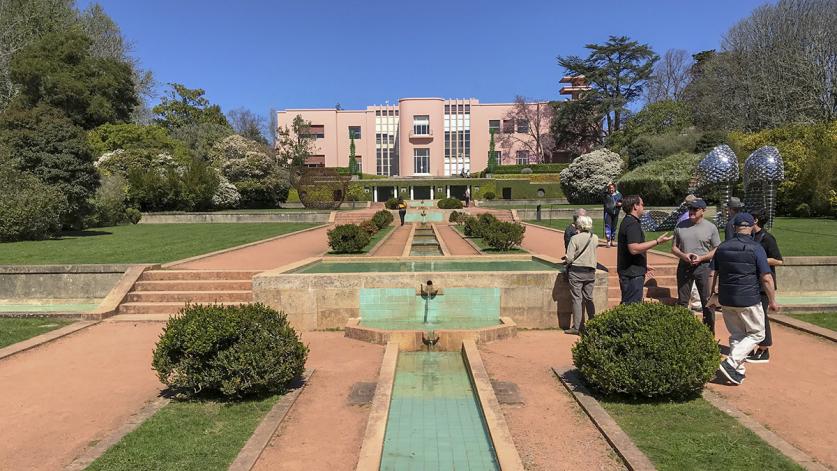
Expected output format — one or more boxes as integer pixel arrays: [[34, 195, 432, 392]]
[[9, 29, 137, 129], [558, 35, 657, 135], [226, 107, 267, 144], [550, 95, 604, 156], [496, 96, 555, 164], [275, 114, 315, 168], [209, 134, 290, 207], [152, 83, 229, 132], [88, 122, 188, 159], [645, 49, 692, 104], [348, 134, 359, 175], [486, 129, 498, 173]]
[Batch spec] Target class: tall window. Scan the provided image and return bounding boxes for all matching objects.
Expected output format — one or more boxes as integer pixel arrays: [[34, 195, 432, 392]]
[[348, 126, 361, 139], [414, 148, 430, 174], [516, 150, 529, 165], [413, 115, 430, 135], [502, 119, 514, 133], [516, 119, 529, 133], [488, 120, 500, 133]]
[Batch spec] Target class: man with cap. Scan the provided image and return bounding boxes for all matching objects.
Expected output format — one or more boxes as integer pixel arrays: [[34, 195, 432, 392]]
[[710, 212, 780, 385], [672, 198, 721, 333], [724, 197, 744, 240], [677, 194, 698, 224]]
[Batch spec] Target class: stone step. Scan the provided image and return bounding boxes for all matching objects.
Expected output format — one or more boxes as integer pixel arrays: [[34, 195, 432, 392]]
[[139, 270, 261, 281], [132, 280, 252, 292], [117, 301, 248, 315], [125, 291, 253, 303]]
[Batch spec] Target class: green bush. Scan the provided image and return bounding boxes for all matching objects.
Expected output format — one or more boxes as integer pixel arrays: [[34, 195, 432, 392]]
[[372, 209, 394, 229], [618, 152, 702, 205], [694, 130, 728, 154], [492, 163, 569, 174], [794, 203, 812, 217], [463, 216, 481, 237], [125, 207, 142, 224], [359, 219, 379, 235], [437, 197, 463, 209], [151, 303, 308, 399], [385, 197, 399, 209], [478, 212, 498, 227], [483, 191, 496, 200], [482, 221, 525, 251], [449, 210, 463, 224], [327, 224, 371, 253], [86, 174, 129, 227], [572, 303, 719, 398], [0, 167, 67, 241]]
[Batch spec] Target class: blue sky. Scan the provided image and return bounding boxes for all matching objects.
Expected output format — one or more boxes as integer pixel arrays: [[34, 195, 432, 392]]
[[78, 0, 770, 120]]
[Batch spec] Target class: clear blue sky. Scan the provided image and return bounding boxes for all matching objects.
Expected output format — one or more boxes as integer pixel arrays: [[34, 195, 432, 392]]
[[78, 0, 770, 120]]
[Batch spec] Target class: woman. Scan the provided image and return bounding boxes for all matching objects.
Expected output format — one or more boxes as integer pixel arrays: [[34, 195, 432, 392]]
[[565, 215, 598, 335], [602, 182, 622, 247], [397, 197, 407, 226]]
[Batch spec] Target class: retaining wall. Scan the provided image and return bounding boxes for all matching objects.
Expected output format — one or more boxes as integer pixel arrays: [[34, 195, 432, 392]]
[[139, 211, 331, 224], [777, 257, 837, 292], [0, 265, 130, 300]]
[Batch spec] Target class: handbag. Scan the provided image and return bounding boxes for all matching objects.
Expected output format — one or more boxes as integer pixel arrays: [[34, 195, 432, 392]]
[[566, 233, 594, 269]]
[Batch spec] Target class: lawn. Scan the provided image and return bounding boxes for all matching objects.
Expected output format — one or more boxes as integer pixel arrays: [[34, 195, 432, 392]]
[[451, 225, 527, 253], [86, 395, 280, 471], [0, 318, 73, 348], [0, 223, 319, 265], [788, 312, 837, 331], [329, 225, 395, 255], [600, 396, 802, 470]]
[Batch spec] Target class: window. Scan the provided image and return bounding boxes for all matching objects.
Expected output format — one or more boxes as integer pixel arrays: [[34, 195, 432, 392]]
[[516, 119, 529, 134], [348, 126, 361, 139], [376, 133, 393, 144], [414, 148, 430, 174], [502, 119, 514, 133], [305, 125, 325, 139], [413, 115, 430, 135], [516, 150, 529, 165], [488, 120, 500, 133]]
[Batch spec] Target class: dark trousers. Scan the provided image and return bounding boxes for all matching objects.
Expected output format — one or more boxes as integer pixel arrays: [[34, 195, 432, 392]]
[[604, 211, 619, 241], [676, 262, 715, 334], [759, 294, 773, 347], [465, 197, 470, 207], [619, 274, 644, 304], [568, 266, 596, 331], [398, 209, 406, 225]]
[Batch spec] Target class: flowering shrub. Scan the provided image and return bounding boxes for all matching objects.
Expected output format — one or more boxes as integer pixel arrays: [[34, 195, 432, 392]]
[[559, 148, 624, 203], [210, 135, 289, 208], [211, 175, 241, 209]]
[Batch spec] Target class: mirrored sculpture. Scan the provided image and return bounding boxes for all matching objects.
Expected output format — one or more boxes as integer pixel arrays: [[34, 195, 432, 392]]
[[743, 146, 784, 229], [695, 145, 739, 227]]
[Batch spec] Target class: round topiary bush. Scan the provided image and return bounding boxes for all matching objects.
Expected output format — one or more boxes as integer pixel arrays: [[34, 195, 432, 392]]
[[520, 167, 533, 174], [152, 303, 308, 398], [0, 167, 67, 242], [463, 215, 481, 237], [327, 223, 371, 253], [478, 212, 498, 227], [385, 197, 399, 209], [359, 219, 379, 235], [572, 303, 720, 398], [559, 148, 624, 204], [125, 207, 142, 224], [437, 197, 463, 209], [482, 221, 525, 251], [483, 191, 496, 200], [371, 209, 394, 229]]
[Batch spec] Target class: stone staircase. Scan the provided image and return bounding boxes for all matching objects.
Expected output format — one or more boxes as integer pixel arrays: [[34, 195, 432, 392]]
[[333, 209, 384, 225], [606, 264, 679, 307], [116, 269, 259, 317], [467, 209, 515, 222]]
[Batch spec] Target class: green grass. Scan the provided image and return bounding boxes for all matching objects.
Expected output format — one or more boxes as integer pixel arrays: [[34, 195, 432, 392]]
[[788, 312, 837, 331], [328, 225, 395, 255], [86, 395, 280, 471], [0, 317, 73, 348], [0, 223, 319, 265], [451, 225, 527, 253], [600, 396, 802, 470]]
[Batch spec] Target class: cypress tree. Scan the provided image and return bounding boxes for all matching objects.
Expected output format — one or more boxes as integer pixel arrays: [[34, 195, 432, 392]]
[[487, 129, 498, 173], [348, 134, 359, 176]]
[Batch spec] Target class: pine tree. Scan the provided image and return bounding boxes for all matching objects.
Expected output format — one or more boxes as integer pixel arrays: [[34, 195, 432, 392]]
[[348, 134, 359, 176], [487, 129, 498, 174]]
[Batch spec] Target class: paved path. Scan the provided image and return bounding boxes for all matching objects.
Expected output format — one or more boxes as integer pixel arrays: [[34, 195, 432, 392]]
[[371, 224, 411, 256], [172, 225, 330, 270], [435, 224, 480, 255], [0, 321, 165, 471], [253, 333, 384, 471]]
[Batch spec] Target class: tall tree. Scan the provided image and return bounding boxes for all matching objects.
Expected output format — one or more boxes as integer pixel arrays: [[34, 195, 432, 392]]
[[550, 95, 605, 156], [275, 115, 315, 168], [152, 83, 229, 132], [348, 134, 359, 175], [558, 35, 657, 135], [486, 129, 498, 173], [497, 96, 555, 164], [226, 107, 267, 144], [645, 49, 692, 103]]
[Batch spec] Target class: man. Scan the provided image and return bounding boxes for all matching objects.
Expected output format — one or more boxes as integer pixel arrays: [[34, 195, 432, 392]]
[[676, 195, 698, 224], [564, 208, 587, 250], [464, 187, 471, 208], [724, 197, 743, 240], [676, 195, 702, 310], [617, 195, 673, 304], [710, 213, 779, 385], [603, 182, 622, 247], [672, 198, 721, 333], [747, 210, 784, 363]]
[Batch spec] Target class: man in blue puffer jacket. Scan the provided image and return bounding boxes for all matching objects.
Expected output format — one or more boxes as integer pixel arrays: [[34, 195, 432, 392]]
[[709, 213, 780, 386]]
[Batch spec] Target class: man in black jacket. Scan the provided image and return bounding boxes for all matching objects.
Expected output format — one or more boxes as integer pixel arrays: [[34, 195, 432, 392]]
[[746, 211, 784, 363]]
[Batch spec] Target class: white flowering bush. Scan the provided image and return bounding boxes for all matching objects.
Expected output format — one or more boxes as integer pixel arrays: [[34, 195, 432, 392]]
[[560, 148, 624, 203], [211, 135, 289, 207], [212, 175, 241, 209]]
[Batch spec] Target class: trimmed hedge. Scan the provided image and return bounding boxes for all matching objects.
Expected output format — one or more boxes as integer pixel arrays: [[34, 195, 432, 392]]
[[483, 191, 496, 200], [449, 210, 464, 224], [572, 303, 719, 398], [385, 197, 399, 209], [359, 219, 379, 235], [151, 303, 308, 398], [437, 197, 463, 209], [618, 152, 702, 205], [491, 163, 569, 174], [482, 221, 525, 251], [463, 216, 482, 237], [327, 224, 371, 253], [372, 209, 394, 229], [493, 179, 564, 199]]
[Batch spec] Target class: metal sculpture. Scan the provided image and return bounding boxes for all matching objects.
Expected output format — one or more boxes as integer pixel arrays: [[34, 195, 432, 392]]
[[695, 145, 740, 227], [743, 146, 784, 229]]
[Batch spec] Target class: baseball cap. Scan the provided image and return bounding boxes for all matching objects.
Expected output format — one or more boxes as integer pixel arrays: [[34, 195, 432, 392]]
[[732, 212, 755, 227], [688, 199, 707, 209], [728, 197, 743, 209], [684, 194, 697, 204]]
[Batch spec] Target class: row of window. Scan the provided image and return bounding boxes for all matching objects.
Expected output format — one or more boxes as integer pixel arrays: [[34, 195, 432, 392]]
[[306, 118, 529, 141], [410, 149, 529, 174]]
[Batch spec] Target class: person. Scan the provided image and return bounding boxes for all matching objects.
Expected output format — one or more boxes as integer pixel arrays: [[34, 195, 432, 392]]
[[464, 187, 471, 208], [677, 194, 698, 224], [603, 182, 623, 247], [747, 210, 783, 363], [676, 195, 702, 310], [397, 197, 407, 226], [724, 197, 743, 240], [672, 198, 721, 334], [710, 213, 780, 386], [564, 208, 587, 251], [565, 215, 598, 335], [617, 195, 673, 304]]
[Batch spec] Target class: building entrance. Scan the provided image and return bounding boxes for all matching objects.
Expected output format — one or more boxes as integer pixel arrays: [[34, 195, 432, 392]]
[[412, 186, 431, 200]]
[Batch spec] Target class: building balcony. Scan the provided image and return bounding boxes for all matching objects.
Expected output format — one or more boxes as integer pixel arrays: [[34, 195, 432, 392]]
[[409, 129, 433, 139]]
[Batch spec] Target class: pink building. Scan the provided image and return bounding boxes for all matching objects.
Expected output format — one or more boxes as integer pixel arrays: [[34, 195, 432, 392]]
[[276, 97, 556, 177]]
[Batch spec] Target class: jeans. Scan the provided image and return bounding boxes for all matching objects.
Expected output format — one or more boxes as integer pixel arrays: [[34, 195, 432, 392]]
[[604, 211, 619, 242], [619, 274, 644, 304], [722, 303, 766, 374], [398, 209, 406, 225], [759, 294, 773, 347], [676, 262, 715, 334], [568, 266, 596, 331]]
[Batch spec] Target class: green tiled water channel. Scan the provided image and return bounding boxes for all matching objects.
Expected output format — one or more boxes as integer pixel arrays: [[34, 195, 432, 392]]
[[360, 288, 499, 330], [292, 259, 558, 273], [405, 212, 444, 223], [381, 352, 500, 470]]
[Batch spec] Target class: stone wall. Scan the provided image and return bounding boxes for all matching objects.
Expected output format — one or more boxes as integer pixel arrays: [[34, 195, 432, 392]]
[[139, 212, 331, 224], [0, 265, 130, 300], [777, 256, 837, 292]]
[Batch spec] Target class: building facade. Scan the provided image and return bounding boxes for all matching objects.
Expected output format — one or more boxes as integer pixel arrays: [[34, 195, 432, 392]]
[[276, 97, 553, 177]]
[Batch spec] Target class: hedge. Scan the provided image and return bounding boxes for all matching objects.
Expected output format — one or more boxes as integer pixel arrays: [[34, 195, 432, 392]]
[[491, 163, 570, 174], [327, 224, 371, 253], [618, 152, 702, 206], [493, 180, 564, 200], [0, 167, 67, 242]]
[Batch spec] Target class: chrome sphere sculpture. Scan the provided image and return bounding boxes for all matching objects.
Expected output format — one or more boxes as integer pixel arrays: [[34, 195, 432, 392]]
[[744, 146, 784, 229], [695, 145, 740, 227]]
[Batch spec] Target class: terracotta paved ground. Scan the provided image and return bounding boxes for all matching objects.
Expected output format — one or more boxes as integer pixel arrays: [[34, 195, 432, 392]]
[[436, 224, 480, 255], [172, 225, 330, 270], [253, 332, 384, 471], [371, 224, 411, 256], [480, 331, 624, 470], [709, 316, 837, 468], [0, 321, 164, 471]]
